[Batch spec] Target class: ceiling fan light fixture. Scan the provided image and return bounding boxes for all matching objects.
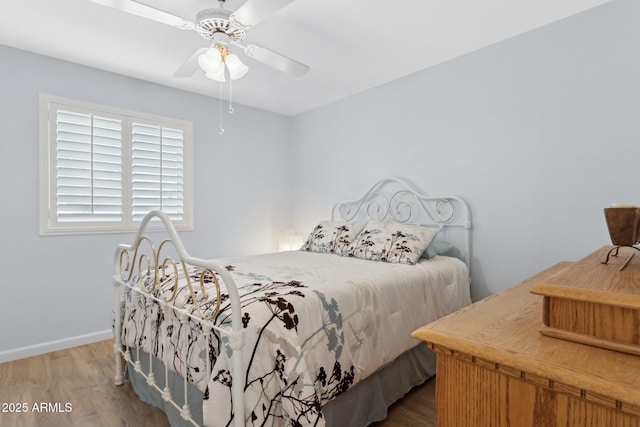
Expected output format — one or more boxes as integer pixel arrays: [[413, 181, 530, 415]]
[[198, 47, 223, 74], [91, 0, 311, 137], [204, 67, 226, 82], [91, 0, 311, 82], [225, 53, 249, 80]]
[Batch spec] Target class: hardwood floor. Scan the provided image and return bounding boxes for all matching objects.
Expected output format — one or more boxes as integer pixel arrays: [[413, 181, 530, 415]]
[[0, 340, 436, 426], [371, 376, 437, 427]]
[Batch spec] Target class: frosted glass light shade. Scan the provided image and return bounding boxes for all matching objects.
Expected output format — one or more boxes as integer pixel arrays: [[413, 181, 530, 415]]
[[225, 53, 249, 80], [205, 67, 226, 82], [198, 48, 223, 74]]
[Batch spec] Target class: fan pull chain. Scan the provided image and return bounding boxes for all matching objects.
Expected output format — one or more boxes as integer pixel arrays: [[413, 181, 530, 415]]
[[228, 78, 234, 114], [218, 80, 224, 135]]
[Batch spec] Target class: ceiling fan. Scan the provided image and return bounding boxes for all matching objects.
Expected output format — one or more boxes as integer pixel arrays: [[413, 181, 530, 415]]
[[90, 0, 310, 81]]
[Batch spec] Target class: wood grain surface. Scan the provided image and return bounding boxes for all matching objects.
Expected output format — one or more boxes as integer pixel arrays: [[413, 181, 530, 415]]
[[531, 246, 640, 351], [413, 258, 640, 426]]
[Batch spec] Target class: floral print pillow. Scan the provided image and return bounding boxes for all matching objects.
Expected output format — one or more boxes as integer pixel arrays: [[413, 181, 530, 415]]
[[344, 221, 436, 264], [300, 221, 365, 255]]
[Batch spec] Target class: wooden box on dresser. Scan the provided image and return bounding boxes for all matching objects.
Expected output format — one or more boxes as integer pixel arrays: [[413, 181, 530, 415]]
[[412, 249, 640, 427], [530, 246, 640, 356]]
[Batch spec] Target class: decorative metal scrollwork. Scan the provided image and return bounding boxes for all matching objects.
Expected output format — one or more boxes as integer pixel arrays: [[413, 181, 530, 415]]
[[388, 190, 455, 224], [334, 185, 457, 225], [117, 236, 222, 321], [337, 191, 390, 222]]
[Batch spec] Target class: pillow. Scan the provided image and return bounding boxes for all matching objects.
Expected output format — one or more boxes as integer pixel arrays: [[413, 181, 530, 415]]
[[422, 237, 455, 259], [344, 221, 436, 264], [300, 221, 364, 255]]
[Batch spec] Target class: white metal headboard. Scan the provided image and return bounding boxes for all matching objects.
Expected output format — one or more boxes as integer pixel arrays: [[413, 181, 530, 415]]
[[331, 178, 472, 273]]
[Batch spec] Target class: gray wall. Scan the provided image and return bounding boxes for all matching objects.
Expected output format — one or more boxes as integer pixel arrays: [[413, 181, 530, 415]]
[[0, 44, 292, 358], [291, 0, 640, 301]]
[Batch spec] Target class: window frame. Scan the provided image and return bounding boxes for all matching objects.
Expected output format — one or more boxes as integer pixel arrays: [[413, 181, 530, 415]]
[[39, 94, 194, 235]]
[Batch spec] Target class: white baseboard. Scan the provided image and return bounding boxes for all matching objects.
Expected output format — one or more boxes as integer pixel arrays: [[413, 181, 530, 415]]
[[0, 330, 112, 363]]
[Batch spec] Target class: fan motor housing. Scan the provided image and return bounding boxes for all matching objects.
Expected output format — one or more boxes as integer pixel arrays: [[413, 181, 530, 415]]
[[195, 9, 245, 41]]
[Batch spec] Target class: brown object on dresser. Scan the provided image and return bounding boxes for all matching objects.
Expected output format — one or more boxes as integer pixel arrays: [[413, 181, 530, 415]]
[[604, 208, 640, 246], [412, 257, 640, 427], [531, 246, 640, 356]]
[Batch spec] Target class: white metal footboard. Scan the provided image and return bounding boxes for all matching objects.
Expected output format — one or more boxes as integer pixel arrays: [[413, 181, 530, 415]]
[[112, 210, 245, 427]]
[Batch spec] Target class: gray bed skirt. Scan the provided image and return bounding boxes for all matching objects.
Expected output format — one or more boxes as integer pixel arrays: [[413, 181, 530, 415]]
[[127, 343, 437, 426]]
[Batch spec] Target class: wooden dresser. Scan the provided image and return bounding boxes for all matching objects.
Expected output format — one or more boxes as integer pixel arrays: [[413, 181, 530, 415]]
[[412, 249, 640, 427]]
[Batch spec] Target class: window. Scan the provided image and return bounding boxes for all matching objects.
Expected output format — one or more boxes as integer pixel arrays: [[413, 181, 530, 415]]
[[39, 94, 193, 235]]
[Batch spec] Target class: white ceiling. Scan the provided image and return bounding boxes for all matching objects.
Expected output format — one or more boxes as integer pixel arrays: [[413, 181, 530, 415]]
[[0, 0, 610, 116]]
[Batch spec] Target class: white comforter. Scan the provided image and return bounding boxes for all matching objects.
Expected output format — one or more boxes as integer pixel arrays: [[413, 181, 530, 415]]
[[121, 250, 471, 426]]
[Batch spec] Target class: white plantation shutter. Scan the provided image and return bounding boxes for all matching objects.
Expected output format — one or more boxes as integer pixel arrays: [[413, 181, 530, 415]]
[[55, 109, 123, 222], [132, 123, 184, 221], [40, 95, 193, 235], [160, 127, 185, 218]]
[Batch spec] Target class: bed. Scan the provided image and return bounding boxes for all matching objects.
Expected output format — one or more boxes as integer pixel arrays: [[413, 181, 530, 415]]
[[112, 178, 472, 427]]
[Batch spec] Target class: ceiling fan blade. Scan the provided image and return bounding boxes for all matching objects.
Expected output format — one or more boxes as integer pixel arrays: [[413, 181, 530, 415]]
[[231, 0, 296, 29], [90, 0, 194, 29], [173, 47, 208, 78], [244, 44, 309, 77]]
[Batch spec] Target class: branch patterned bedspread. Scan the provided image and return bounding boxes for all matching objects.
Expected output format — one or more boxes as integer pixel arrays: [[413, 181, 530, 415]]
[[120, 250, 471, 426]]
